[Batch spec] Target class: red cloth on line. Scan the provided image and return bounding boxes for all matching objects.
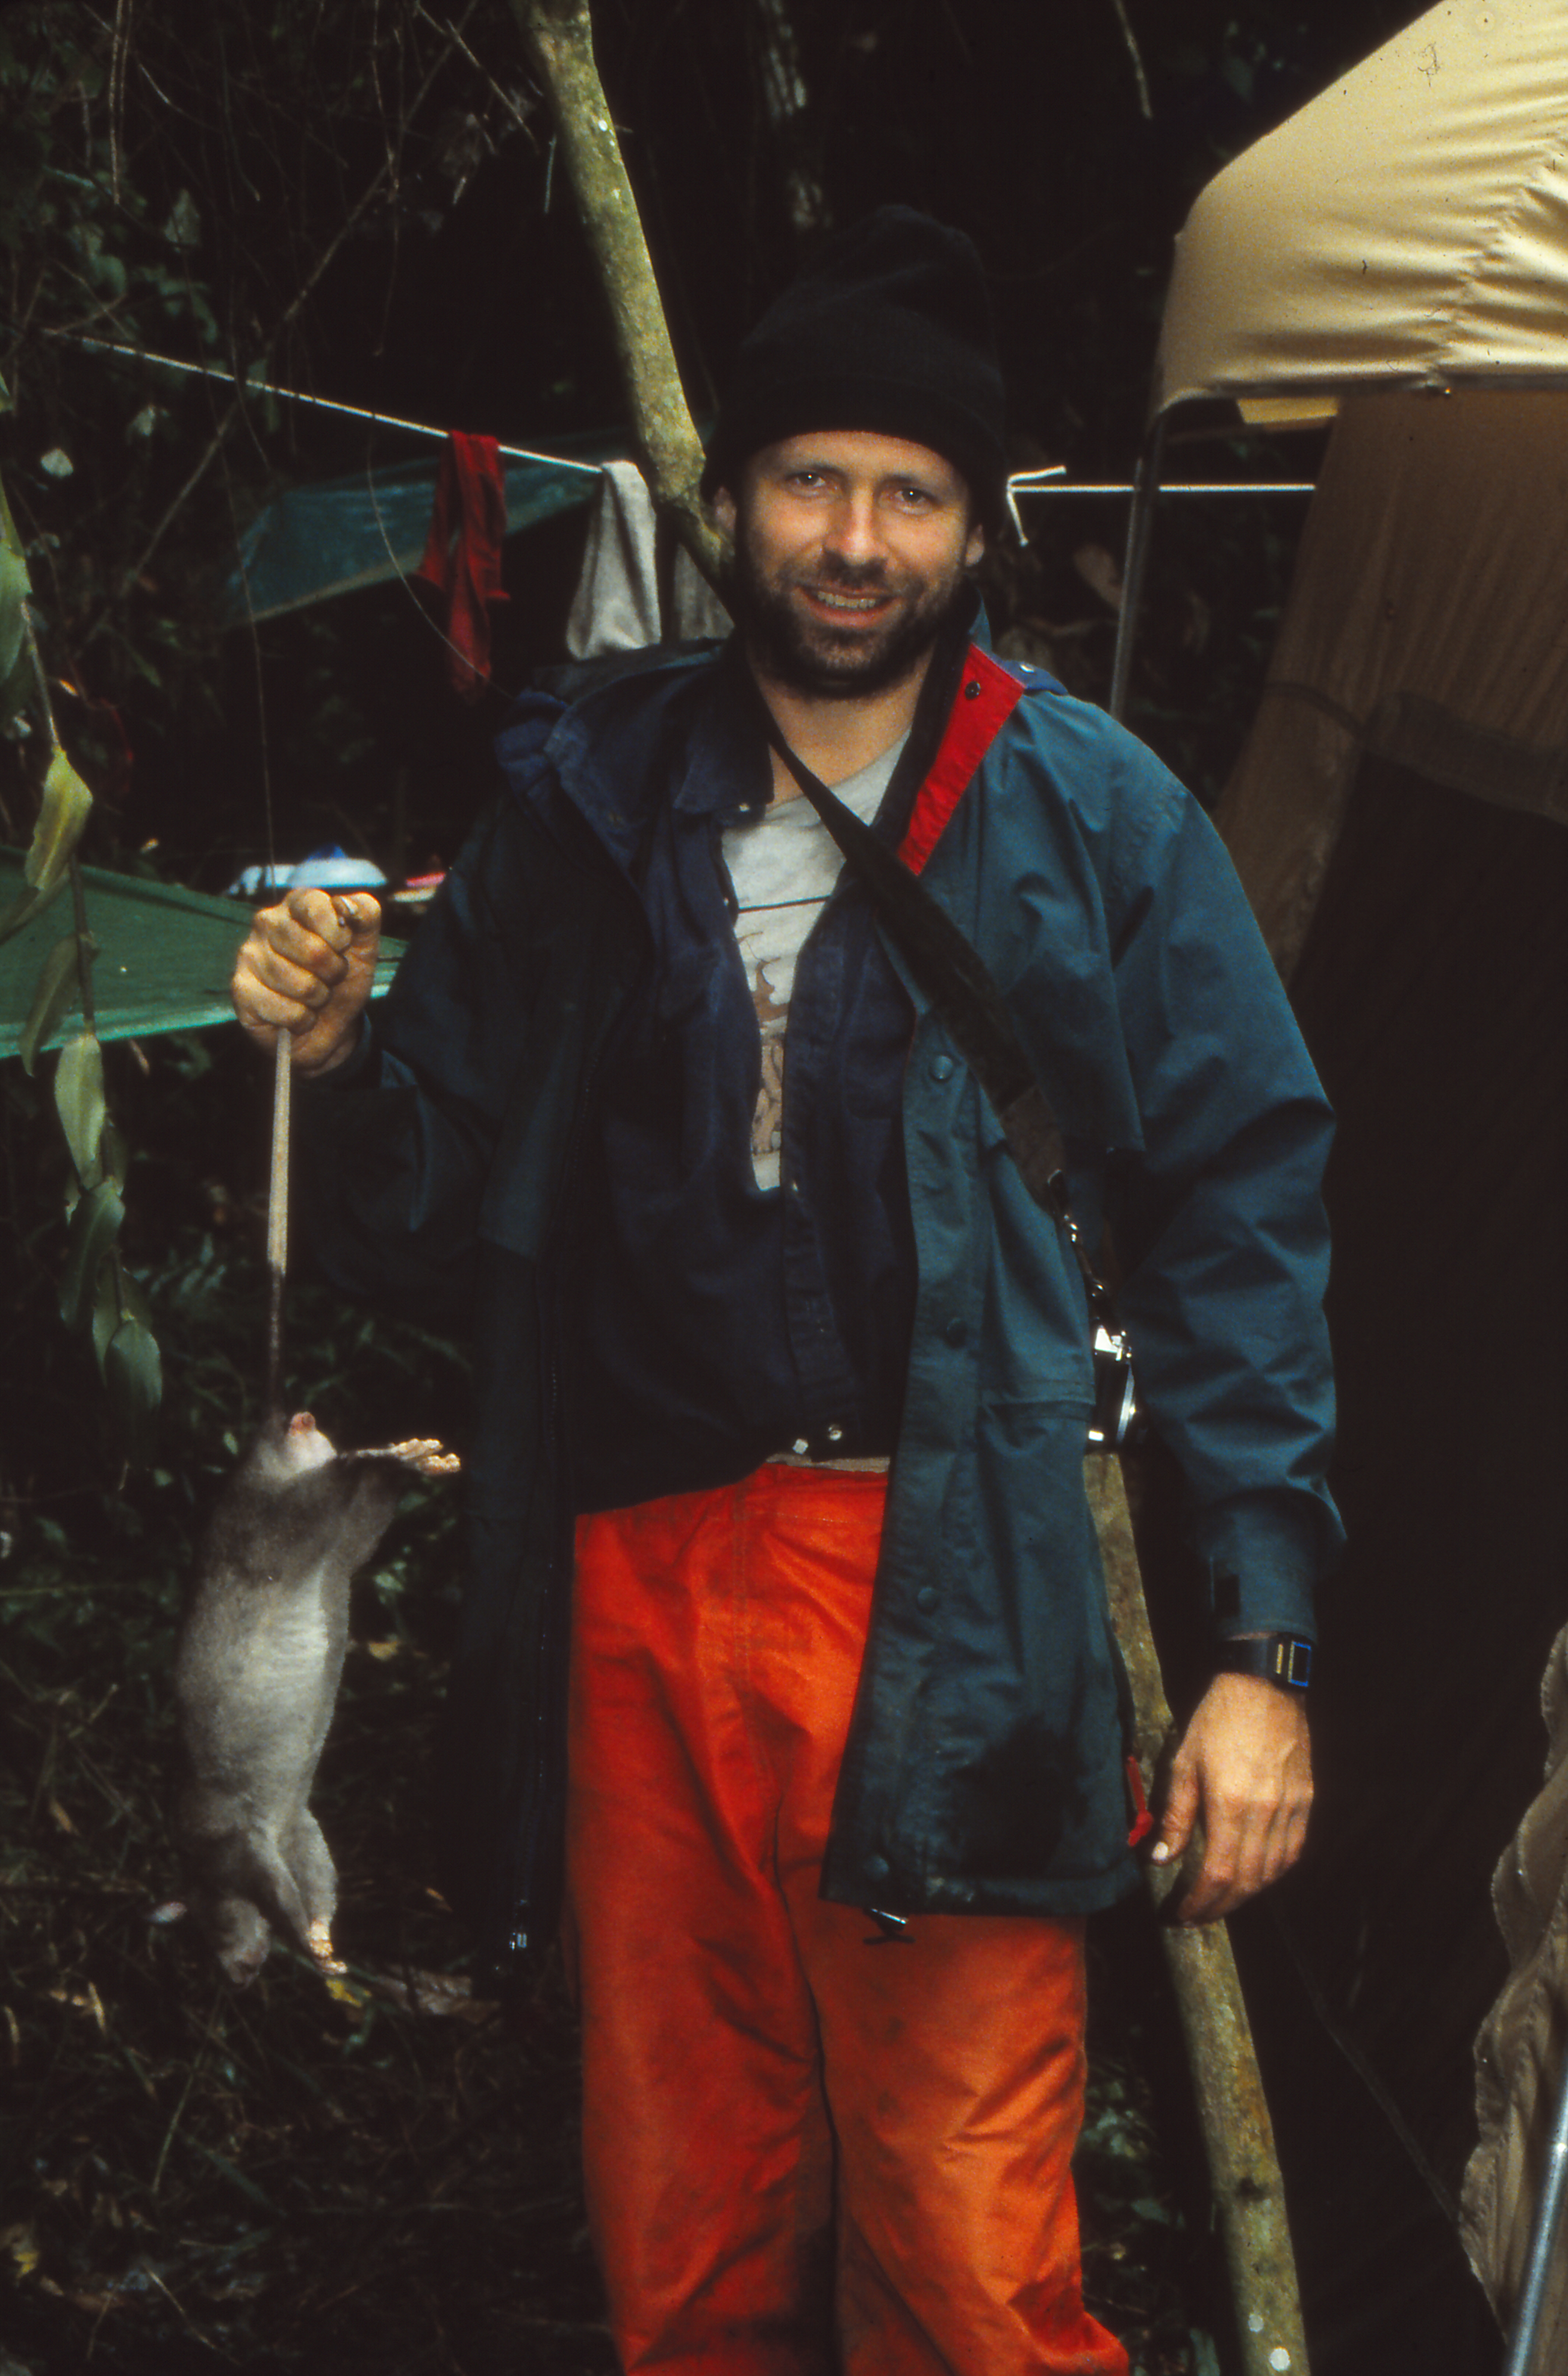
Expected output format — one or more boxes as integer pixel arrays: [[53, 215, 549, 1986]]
[[567, 1465, 1128, 2376], [412, 431, 509, 700]]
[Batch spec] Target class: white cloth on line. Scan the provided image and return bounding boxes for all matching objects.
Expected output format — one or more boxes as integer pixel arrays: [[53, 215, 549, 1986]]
[[565, 460, 732, 657]]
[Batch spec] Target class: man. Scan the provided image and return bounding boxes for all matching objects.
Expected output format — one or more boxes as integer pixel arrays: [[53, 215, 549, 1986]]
[[232, 209, 1338, 2375]]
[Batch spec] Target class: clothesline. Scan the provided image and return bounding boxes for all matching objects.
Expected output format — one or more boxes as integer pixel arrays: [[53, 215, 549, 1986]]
[[1009, 471, 1316, 496], [62, 336, 1317, 536], [62, 335, 606, 474]]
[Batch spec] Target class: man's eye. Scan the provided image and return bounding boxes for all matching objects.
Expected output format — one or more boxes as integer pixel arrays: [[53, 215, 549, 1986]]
[[892, 485, 935, 509]]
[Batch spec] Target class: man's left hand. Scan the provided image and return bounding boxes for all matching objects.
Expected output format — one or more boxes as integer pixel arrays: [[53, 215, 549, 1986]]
[[1151, 1673, 1313, 1924]]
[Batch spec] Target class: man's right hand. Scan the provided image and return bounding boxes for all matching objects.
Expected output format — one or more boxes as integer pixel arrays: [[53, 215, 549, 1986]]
[[231, 889, 381, 1076]]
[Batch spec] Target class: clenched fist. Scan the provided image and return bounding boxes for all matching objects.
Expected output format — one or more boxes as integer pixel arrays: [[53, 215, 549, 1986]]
[[231, 889, 381, 1076]]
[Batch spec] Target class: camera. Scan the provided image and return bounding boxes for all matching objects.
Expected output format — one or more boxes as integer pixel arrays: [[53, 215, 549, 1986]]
[[1086, 1322, 1141, 1452]]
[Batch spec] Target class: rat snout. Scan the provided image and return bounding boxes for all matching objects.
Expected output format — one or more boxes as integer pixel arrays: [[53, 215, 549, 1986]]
[[283, 1411, 336, 1471]]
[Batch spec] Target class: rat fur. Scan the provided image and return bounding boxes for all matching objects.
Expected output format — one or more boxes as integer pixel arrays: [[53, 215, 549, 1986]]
[[173, 1409, 456, 1985]]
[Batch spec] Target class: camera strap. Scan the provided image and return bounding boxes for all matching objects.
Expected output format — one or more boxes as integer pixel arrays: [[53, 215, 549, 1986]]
[[759, 708, 1124, 1342]]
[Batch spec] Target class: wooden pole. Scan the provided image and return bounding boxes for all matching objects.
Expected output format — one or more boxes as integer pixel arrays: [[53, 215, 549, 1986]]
[[510, 9, 1311, 2365], [1087, 1454, 1311, 2376], [508, 0, 730, 593]]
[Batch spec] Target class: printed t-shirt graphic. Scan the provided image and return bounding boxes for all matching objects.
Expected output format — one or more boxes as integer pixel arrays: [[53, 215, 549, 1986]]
[[721, 737, 907, 1190]]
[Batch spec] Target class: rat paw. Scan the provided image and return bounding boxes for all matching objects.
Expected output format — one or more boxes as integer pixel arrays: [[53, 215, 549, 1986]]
[[387, 1439, 461, 1476], [307, 1917, 346, 1976]]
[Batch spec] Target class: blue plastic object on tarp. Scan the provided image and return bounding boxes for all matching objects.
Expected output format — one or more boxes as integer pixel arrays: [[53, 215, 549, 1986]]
[[220, 432, 622, 627], [0, 850, 403, 1058]]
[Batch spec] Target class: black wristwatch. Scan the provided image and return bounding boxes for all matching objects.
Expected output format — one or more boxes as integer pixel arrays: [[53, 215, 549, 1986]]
[[1214, 1634, 1314, 1693]]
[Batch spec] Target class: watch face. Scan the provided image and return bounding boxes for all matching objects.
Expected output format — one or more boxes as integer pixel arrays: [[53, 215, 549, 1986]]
[[1274, 1637, 1313, 1690], [1221, 1636, 1313, 1691]]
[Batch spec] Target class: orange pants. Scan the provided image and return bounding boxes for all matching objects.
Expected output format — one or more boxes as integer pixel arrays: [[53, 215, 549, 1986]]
[[567, 1464, 1127, 2376]]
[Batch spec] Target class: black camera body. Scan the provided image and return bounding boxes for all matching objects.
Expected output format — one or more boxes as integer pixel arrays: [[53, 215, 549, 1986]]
[[1086, 1322, 1141, 1453]]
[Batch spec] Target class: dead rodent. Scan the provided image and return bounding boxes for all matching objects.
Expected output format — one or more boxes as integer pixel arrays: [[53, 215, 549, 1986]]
[[172, 1409, 458, 1986]]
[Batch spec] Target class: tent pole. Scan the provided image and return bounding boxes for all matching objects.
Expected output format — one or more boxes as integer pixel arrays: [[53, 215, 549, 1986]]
[[1108, 413, 1167, 723], [1502, 2051, 1568, 2376]]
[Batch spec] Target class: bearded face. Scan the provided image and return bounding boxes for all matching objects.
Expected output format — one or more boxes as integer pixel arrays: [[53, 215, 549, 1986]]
[[716, 432, 984, 700]]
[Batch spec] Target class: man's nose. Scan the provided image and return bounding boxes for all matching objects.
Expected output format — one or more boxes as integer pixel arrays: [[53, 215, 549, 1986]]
[[821, 490, 883, 567]]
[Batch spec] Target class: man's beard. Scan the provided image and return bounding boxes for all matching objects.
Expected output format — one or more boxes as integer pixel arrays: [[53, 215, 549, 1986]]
[[729, 541, 972, 699]]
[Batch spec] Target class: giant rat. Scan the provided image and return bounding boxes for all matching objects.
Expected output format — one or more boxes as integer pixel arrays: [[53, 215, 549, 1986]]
[[173, 1408, 458, 1985]]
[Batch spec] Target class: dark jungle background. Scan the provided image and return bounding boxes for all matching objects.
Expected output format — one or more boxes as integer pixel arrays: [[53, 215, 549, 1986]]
[[0, 6, 1432, 2372]]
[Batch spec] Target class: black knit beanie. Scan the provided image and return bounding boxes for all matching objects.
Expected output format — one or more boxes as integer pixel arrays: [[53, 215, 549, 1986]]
[[700, 207, 1007, 533]]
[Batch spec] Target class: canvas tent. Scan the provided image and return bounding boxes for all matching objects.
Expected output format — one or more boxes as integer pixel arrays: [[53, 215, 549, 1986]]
[[1125, 7, 1568, 2370]]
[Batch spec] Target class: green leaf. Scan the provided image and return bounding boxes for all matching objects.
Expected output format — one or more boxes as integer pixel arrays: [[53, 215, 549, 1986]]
[[54, 1029, 106, 1186], [0, 640, 31, 730], [60, 1178, 123, 1332], [90, 1258, 120, 1377], [106, 1311, 161, 1465], [18, 933, 85, 1075], [0, 869, 67, 948], [118, 1268, 152, 1329], [24, 746, 94, 895], [99, 1115, 128, 1193], [0, 533, 28, 686], [162, 189, 201, 251]]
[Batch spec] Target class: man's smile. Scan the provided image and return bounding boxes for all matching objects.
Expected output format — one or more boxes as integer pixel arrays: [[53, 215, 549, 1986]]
[[805, 587, 889, 612], [792, 573, 904, 626]]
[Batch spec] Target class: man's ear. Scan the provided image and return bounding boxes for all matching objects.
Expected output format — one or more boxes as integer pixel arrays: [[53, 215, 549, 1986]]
[[964, 519, 986, 570], [711, 486, 737, 540]]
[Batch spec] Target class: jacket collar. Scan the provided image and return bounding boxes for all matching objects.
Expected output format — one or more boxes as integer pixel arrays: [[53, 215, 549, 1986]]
[[543, 583, 984, 871]]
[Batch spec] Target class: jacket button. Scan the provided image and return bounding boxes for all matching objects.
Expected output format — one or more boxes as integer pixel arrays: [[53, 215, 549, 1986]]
[[865, 1853, 890, 1883], [916, 1586, 938, 1614], [963, 678, 983, 700], [943, 1316, 967, 1348], [930, 1052, 955, 1082]]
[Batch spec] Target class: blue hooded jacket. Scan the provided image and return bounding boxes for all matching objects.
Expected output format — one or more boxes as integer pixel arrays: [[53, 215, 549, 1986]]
[[298, 642, 1340, 1981]]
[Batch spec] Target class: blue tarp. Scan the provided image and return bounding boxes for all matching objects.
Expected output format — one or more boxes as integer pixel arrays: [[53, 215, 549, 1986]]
[[219, 432, 623, 626]]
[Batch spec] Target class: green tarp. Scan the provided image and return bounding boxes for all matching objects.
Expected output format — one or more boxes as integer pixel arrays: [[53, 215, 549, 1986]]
[[219, 435, 620, 627], [0, 852, 403, 1058]]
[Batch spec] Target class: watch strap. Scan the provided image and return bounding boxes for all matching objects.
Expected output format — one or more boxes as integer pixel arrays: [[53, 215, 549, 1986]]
[[1215, 1634, 1314, 1692]]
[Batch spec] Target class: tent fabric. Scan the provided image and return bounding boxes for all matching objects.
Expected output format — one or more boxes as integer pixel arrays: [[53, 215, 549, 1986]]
[[1462, 1625, 1568, 2366], [1154, 12, 1568, 2368], [219, 438, 617, 628], [1215, 383, 1568, 976], [1224, 744, 1567, 2376], [0, 853, 402, 1056], [1153, 0, 1568, 423]]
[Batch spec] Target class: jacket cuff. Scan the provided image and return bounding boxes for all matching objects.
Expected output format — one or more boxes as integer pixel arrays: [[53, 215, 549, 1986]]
[[294, 1014, 376, 1092], [1191, 1492, 1323, 1643]]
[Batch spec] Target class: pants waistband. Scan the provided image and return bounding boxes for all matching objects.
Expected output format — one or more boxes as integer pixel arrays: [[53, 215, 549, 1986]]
[[764, 1451, 891, 1474]]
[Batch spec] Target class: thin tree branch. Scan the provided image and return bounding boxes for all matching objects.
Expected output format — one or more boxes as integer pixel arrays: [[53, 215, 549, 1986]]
[[508, 0, 730, 593], [1086, 1456, 1311, 2376], [1109, 0, 1152, 121]]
